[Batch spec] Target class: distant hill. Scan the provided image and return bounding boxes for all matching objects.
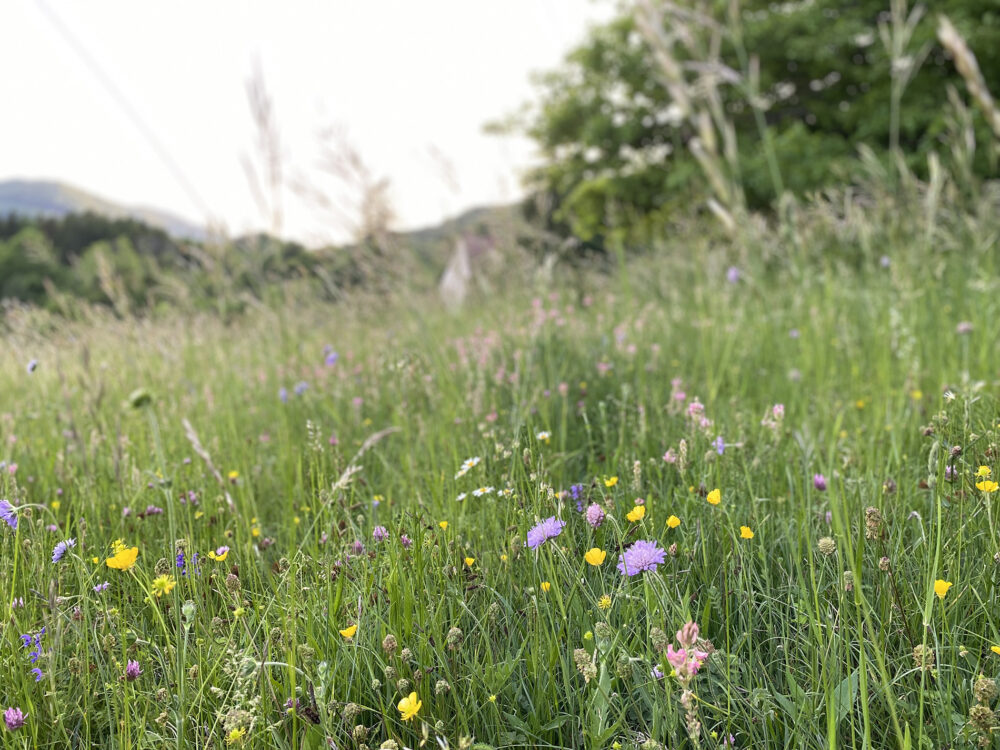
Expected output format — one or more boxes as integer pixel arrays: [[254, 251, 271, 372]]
[[0, 179, 206, 240]]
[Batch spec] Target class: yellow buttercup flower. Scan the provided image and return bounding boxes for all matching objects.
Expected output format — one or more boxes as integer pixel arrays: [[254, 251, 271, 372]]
[[106, 546, 138, 571], [111, 538, 127, 555], [584, 548, 606, 566], [991, 646, 1000, 656], [977, 480, 999, 493], [152, 575, 176, 598], [604, 476, 618, 488], [339, 624, 358, 639], [228, 470, 239, 481], [540, 581, 551, 592], [626, 505, 646, 522], [976, 466, 992, 478], [225, 726, 247, 745], [500, 554, 508, 562], [438, 521, 448, 530], [464, 557, 475, 567], [666, 515, 680, 529], [707, 488, 721, 506], [740, 526, 754, 539], [934, 579, 952, 600], [397, 691, 421, 721], [51, 500, 61, 511]]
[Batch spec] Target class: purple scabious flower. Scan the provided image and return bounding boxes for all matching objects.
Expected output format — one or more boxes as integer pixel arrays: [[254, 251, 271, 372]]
[[616, 540, 667, 576], [726, 266, 741, 283], [325, 351, 339, 367], [93, 581, 110, 593], [144, 505, 164, 515], [526, 516, 566, 549], [52, 538, 76, 563], [585, 503, 605, 529], [400, 534, 413, 549], [351, 540, 365, 556], [4, 706, 25, 731], [0, 499, 17, 530], [813, 474, 827, 491], [123, 660, 142, 681], [372, 525, 388, 542]]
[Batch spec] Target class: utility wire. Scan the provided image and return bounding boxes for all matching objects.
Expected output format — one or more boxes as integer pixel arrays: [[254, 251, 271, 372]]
[[35, 0, 211, 219]]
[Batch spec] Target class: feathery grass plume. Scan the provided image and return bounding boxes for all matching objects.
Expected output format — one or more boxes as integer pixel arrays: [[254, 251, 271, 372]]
[[938, 16, 1000, 139]]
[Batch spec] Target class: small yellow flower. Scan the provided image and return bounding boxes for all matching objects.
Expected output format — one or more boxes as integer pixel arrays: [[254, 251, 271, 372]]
[[991, 646, 1000, 656], [194, 510, 204, 520], [225, 727, 247, 746], [91, 556, 100, 565], [910, 389, 923, 401], [51, 500, 61, 511], [934, 579, 953, 600], [500, 554, 508, 562], [977, 480, 999, 493], [233, 606, 246, 618], [597, 594, 612, 610], [688, 485, 694, 493], [626, 505, 646, 522], [106, 546, 139, 571], [584, 548, 607, 566], [152, 574, 176, 598], [293, 516, 301, 525], [339, 624, 358, 639], [855, 399, 865, 409], [228, 470, 239, 481], [439, 521, 448, 530], [540, 581, 551, 592], [976, 466, 992, 478], [707, 488, 721, 506], [604, 476, 618, 488], [251, 526, 261, 538], [666, 515, 680, 529], [207, 546, 230, 562], [397, 691, 421, 721], [111, 538, 127, 555], [464, 557, 475, 567], [488, 694, 497, 702], [740, 526, 754, 539]]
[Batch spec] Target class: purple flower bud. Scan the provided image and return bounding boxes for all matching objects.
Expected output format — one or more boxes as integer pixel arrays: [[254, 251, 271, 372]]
[[813, 474, 827, 491], [124, 660, 142, 681], [4, 707, 26, 730], [585, 503, 605, 529]]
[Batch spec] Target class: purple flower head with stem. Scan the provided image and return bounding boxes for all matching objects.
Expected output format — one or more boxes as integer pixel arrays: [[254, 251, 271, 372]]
[[713, 436, 725, 455], [400, 533, 413, 549], [93, 581, 110, 593], [726, 266, 741, 283], [585, 503, 605, 529], [0, 499, 17, 530], [372, 525, 388, 542], [616, 540, 666, 576], [4, 707, 26, 731], [325, 351, 339, 367], [52, 538, 76, 564], [526, 516, 566, 549], [813, 473, 827, 491], [123, 660, 142, 681], [294, 381, 309, 396]]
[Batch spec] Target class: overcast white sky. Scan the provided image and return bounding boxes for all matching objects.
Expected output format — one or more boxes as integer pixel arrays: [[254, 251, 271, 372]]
[[0, 1, 614, 245]]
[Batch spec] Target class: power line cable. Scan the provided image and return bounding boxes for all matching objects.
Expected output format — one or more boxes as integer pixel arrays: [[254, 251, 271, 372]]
[[35, 0, 212, 219]]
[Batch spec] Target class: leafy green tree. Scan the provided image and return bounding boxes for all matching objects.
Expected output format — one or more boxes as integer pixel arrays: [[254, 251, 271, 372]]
[[518, 0, 1000, 244]]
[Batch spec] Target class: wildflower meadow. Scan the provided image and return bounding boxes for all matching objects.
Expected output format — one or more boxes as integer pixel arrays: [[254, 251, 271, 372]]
[[2, 198, 1000, 750]]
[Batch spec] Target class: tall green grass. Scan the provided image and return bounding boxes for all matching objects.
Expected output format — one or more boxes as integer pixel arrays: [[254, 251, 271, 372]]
[[1, 189, 999, 749]]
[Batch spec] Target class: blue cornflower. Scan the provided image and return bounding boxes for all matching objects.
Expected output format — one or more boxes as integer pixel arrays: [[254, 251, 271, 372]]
[[52, 538, 76, 563], [0, 499, 17, 530], [525, 516, 565, 550]]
